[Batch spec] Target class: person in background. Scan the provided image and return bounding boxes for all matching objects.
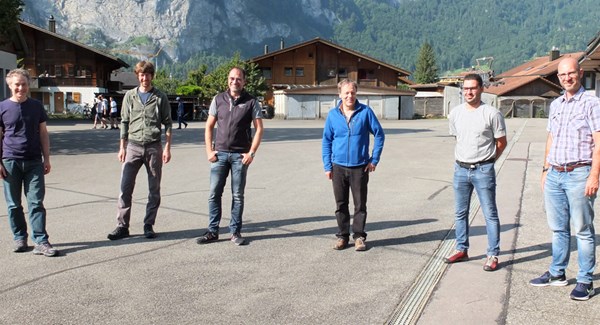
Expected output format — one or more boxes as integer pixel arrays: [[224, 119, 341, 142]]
[[444, 73, 506, 272], [322, 79, 385, 252], [0, 68, 57, 257], [109, 96, 119, 129], [176, 97, 188, 129], [107, 61, 173, 241], [529, 57, 600, 301]]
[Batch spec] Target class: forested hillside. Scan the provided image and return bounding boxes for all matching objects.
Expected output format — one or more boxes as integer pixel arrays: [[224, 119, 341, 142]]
[[21, 0, 600, 77]]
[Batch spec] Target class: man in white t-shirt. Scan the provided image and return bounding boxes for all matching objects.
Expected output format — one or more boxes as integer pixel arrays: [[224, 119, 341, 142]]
[[444, 73, 507, 272]]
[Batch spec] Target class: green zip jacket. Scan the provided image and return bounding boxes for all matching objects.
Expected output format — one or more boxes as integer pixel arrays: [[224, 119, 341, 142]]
[[120, 86, 172, 144]]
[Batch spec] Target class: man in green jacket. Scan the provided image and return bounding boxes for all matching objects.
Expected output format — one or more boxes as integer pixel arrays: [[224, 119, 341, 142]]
[[107, 61, 173, 240]]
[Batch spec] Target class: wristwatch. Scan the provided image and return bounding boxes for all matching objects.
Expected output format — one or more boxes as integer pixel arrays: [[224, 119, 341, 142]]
[[249, 152, 255, 158]]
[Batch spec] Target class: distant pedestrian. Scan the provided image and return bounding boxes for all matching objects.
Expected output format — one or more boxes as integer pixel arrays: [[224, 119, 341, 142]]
[[109, 96, 119, 129], [176, 97, 187, 129], [196, 67, 264, 246], [93, 95, 105, 129], [107, 61, 173, 240], [529, 57, 600, 301], [322, 79, 385, 251], [443, 73, 506, 271], [0, 68, 58, 256]]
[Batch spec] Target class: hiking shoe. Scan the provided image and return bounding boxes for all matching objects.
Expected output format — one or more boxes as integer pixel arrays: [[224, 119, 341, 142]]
[[12, 239, 28, 253], [443, 250, 468, 263], [355, 237, 366, 251], [196, 231, 219, 244], [107, 226, 130, 240], [333, 238, 348, 250], [143, 224, 157, 239], [570, 282, 594, 301], [483, 256, 499, 271], [529, 271, 568, 287], [230, 233, 246, 246], [33, 242, 58, 257]]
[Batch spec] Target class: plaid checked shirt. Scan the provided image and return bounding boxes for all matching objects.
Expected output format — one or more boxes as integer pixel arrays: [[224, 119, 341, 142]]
[[547, 87, 600, 166]]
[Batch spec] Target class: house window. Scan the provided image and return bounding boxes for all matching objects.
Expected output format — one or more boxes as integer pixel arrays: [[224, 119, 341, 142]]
[[338, 68, 348, 77], [327, 68, 336, 77], [67, 65, 75, 77], [583, 71, 596, 90], [261, 67, 272, 79], [295, 67, 304, 77], [284, 67, 293, 77], [54, 65, 63, 77]]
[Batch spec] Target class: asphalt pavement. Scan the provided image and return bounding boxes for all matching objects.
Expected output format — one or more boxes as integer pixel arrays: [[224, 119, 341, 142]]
[[0, 118, 598, 325]]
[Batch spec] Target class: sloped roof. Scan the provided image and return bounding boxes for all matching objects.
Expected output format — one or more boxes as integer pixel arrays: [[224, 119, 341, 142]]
[[273, 84, 415, 96], [19, 20, 129, 68], [250, 37, 411, 77], [580, 31, 600, 71], [485, 52, 583, 95]]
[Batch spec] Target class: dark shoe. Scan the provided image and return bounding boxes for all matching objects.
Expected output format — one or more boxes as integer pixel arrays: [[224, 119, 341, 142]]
[[570, 282, 594, 301], [196, 231, 219, 244], [529, 271, 568, 287], [33, 242, 58, 257], [144, 224, 157, 239], [443, 250, 468, 263], [483, 256, 499, 271], [184, 124, 188, 129], [176, 127, 182, 129], [12, 239, 28, 253], [107, 226, 130, 240], [230, 233, 246, 246], [354, 237, 366, 251], [333, 238, 348, 250]]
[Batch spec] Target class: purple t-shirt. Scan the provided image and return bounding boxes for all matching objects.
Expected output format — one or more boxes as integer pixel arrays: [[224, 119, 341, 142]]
[[0, 98, 48, 160]]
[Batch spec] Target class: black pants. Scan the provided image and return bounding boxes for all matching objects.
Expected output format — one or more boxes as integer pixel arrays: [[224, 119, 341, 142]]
[[332, 164, 369, 240]]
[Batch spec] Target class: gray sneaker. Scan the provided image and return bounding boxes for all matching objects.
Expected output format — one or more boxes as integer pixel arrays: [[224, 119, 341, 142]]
[[12, 239, 28, 253], [230, 233, 247, 246], [33, 242, 58, 257]]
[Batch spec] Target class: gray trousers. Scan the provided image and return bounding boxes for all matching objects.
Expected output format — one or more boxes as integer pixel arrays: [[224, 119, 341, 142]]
[[116, 141, 163, 227]]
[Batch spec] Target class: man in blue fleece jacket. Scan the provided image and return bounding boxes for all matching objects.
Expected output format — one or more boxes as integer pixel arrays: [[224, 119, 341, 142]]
[[322, 79, 385, 251]]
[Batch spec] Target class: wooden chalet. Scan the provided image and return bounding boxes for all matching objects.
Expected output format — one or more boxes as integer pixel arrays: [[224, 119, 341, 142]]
[[19, 18, 128, 113], [579, 31, 600, 97], [0, 22, 27, 100], [250, 38, 415, 119]]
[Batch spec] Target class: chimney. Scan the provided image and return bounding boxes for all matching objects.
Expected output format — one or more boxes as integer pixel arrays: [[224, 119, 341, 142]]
[[264, 44, 269, 55], [550, 47, 560, 61], [48, 15, 56, 33], [280, 37, 284, 50]]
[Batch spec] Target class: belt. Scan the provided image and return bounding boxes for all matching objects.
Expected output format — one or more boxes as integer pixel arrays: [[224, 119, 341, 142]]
[[456, 159, 495, 169], [551, 163, 591, 172]]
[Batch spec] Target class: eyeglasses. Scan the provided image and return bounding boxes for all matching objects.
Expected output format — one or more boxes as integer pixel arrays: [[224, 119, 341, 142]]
[[557, 71, 579, 79], [462, 86, 480, 92]]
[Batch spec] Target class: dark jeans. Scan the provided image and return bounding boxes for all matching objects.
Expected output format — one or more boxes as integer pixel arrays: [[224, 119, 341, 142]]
[[208, 152, 248, 234], [332, 164, 369, 240], [116, 141, 163, 228], [2, 159, 49, 244]]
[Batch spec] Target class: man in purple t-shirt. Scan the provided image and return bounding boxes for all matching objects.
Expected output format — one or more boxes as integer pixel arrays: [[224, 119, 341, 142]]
[[0, 68, 57, 257]]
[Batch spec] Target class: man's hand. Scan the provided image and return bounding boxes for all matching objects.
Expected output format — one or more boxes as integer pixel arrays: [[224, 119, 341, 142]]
[[585, 176, 599, 197], [325, 171, 332, 180], [43, 160, 51, 175], [207, 151, 218, 162], [364, 163, 377, 172], [0, 165, 6, 179], [242, 153, 254, 165], [118, 148, 126, 162], [163, 148, 171, 164]]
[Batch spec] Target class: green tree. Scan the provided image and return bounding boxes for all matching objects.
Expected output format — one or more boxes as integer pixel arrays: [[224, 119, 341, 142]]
[[414, 42, 438, 84], [0, 0, 23, 45], [152, 69, 181, 95]]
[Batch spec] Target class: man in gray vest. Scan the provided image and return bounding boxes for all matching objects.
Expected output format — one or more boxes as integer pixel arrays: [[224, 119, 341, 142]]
[[197, 67, 264, 246]]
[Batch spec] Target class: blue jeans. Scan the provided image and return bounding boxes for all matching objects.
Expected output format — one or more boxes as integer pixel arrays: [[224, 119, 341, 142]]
[[453, 162, 500, 256], [208, 152, 248, 234], [544, 166, 596, 284], [2, 159, 49, 244]]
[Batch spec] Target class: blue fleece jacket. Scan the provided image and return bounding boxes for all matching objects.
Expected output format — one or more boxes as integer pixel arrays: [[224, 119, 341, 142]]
[[322, 100, 385, 171]]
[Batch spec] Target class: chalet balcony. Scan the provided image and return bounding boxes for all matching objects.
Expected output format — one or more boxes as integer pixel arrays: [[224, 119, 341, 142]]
[[36, 77, 96, 88]]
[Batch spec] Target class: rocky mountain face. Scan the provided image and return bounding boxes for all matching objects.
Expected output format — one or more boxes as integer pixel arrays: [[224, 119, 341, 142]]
[[21, 0, 339, 63]]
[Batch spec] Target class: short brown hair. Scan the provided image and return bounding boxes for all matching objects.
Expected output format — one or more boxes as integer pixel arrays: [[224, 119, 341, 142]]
[[463, 74, 483, 87], [337, 79, 357, 93], [134, 61, 155, 76]]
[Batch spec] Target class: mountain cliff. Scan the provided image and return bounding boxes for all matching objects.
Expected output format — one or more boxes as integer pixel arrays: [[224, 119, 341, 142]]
[[20, 0, 600, 75]]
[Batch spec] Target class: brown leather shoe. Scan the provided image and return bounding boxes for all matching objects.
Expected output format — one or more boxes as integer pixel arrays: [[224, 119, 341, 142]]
[[483, 256, 499, 271], [333, 238, 348, 250], [443, 250, 468, 263], [354, 237, 366, 251]]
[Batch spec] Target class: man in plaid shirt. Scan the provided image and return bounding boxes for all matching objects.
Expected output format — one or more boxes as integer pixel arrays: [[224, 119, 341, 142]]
[[530, 57, 600, 301]]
